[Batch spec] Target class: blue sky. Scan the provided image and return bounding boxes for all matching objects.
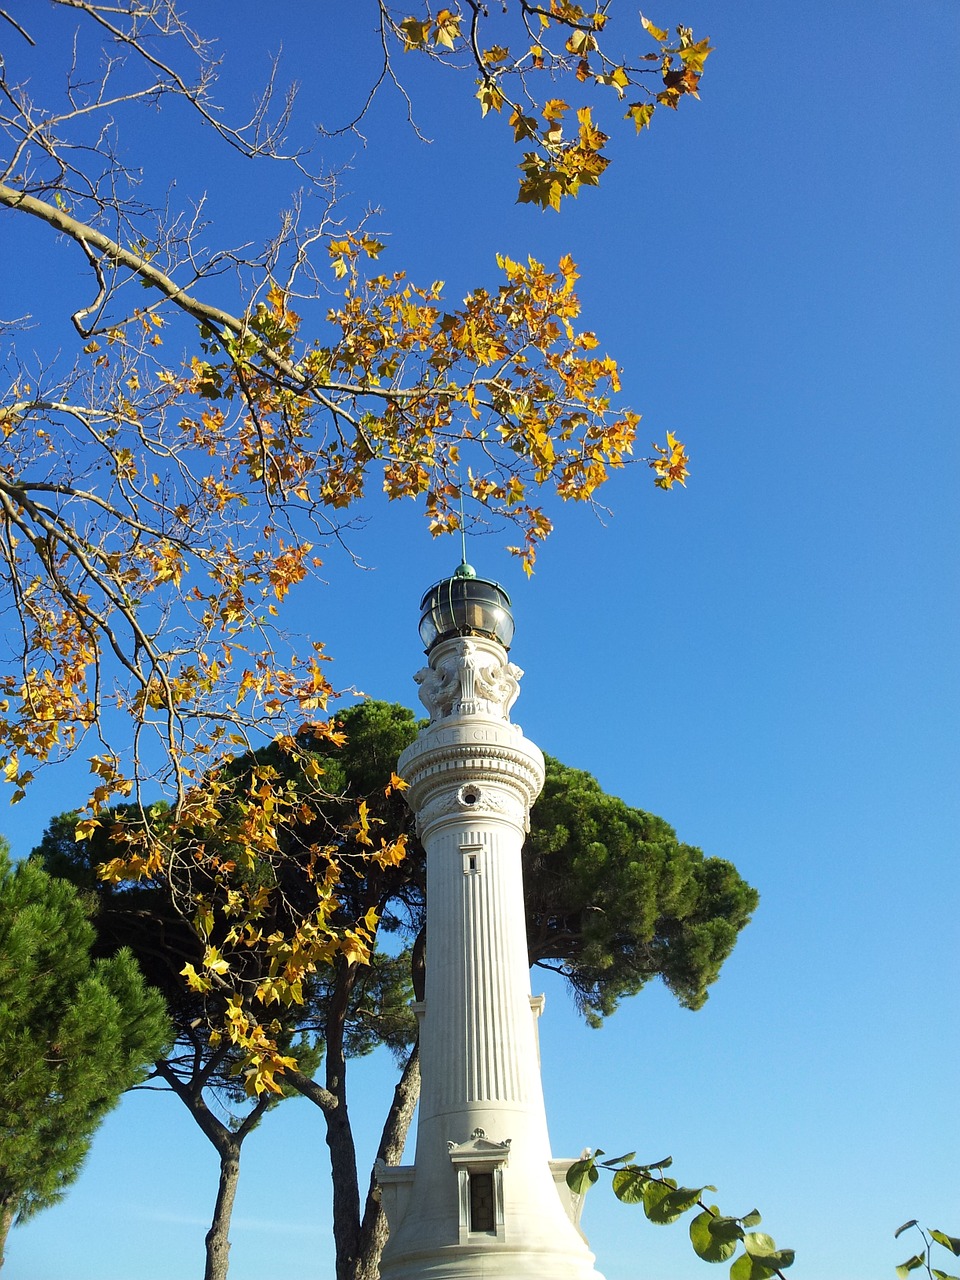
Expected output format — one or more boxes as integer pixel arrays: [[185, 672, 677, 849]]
[[2, 2, 958, 1278]]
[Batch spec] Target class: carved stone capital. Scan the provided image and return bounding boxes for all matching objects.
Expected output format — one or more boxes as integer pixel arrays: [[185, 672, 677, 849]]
[[415, 636, 523, 724]]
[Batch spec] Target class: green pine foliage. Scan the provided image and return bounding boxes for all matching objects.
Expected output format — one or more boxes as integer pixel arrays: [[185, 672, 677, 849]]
[[0, 842, 170, 1260], [525, 755, 759, 1021]]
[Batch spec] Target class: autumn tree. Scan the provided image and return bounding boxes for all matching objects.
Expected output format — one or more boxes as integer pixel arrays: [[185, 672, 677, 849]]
[[0, 0, 701, 1095], [34, 703, 423, 1280], [36, 701, 756, 1280], [0, 841, 170, 1270], [2, 5, 708, 1263], [34, 755, 408, 1280], [0, 0, 696, 810], [34, 812, 322, 1280]]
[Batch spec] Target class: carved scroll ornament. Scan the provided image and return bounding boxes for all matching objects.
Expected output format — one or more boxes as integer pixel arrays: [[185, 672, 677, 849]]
[[415, 638, 523, 722]]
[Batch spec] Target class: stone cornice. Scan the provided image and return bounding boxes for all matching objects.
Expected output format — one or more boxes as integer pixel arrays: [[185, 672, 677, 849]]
[[398, 718, 544, 838]]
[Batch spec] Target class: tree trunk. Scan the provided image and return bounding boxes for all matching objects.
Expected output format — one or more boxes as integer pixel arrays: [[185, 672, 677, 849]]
[[285, 935, 427, 1280], [0, 1195, 14, 1271], [327, 1095, 363, 1280], [151, 1060, 269, 1280], [324, 960, 364, 1280], [351, 1042, 422, 1280], [204, 1146, 241, 1280]]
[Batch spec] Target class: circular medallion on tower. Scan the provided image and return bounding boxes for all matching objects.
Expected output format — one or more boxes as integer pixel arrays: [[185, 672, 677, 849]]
[[457, 784, 483, 809], [418, 561, 515, 653]]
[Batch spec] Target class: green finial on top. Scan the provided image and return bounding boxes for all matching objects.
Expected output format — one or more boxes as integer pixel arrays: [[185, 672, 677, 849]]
[[454, 560, 477, 579]]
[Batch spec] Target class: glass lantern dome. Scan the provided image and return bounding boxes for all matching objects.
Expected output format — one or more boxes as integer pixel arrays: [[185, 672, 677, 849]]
[[418, 562, 515, 653]]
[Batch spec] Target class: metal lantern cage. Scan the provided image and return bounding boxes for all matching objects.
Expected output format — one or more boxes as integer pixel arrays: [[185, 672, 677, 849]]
[[417, 563, 515, 653]]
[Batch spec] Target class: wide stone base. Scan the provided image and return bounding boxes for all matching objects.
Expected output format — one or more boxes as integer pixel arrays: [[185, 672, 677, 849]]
[[377, 1157, 605, 1280], [378, 1240, 605, 1280]]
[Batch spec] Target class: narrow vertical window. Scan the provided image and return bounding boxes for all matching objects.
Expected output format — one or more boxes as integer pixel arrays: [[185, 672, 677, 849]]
[[469, 1171, 495, 1232], [461, 843, 482, 875]]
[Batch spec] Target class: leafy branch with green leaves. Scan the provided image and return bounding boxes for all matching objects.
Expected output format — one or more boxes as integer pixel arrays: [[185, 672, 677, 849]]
[[566, 1150, 794, 1280], [894, 1221, 960, 1280], [567, 1151, 960, 1280]]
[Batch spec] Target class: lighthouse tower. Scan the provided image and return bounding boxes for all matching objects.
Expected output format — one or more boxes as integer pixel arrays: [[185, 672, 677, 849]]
[[376, 563, 604, 1280]]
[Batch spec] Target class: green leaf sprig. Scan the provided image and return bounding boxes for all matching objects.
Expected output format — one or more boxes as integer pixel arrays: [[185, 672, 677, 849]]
[[894, 1220, 960, 1280], [566, 1150, 794, 1279]]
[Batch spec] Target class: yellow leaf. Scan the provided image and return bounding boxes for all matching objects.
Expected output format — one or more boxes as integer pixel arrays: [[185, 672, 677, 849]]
[[340, 932, 371, 966], [195, 902, 214, 939], [678, 37, 714, 74], [256, 978, 282, 1006], [565, 27, 588, 55], [203, 946, 231, 975], [626, 101, 656, 133], [354, 798, 373, 845], [641, 14, 669, 42], [483, 45, 510, 66], [373, 836, 408, 869], [649, 431, 690, 489], [181, 962, 213, 993], [399, 17, 430, 49], [434, 8, 460, 49], [476, 80, 505, 117]]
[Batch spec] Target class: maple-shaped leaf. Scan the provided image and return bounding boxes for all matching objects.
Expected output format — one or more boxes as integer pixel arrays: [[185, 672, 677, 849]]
[[662, 66, 701, 98], [510, 108, 539, 142], [565, 27, 592, 55], [399, 17, 430, 49], [626, 102, 656, 132], [678, 37, 714, 73], [373, 835, 409, 868], [597, 66, 630, 99], [476, 80, 505, 116], [339, 930, 372, 967], [203, 946, 231, 975], [181, 962, 213, 992], [649, 431, 689, 489], [517, 156, 565, 210], [434, 9, 461, 50], [483, 44, 510, 65], [542, 98, 569, 123]]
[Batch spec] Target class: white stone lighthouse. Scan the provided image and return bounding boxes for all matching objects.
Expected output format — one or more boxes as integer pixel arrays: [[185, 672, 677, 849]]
[[376, 562, 604, 1280]]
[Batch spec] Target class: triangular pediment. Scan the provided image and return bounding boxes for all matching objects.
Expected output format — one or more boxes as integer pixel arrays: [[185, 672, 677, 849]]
[[447, 1127, 511, 1164]]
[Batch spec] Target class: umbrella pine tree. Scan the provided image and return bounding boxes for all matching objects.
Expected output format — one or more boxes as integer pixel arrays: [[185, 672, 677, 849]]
[[0, 844, 170, 1268]]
